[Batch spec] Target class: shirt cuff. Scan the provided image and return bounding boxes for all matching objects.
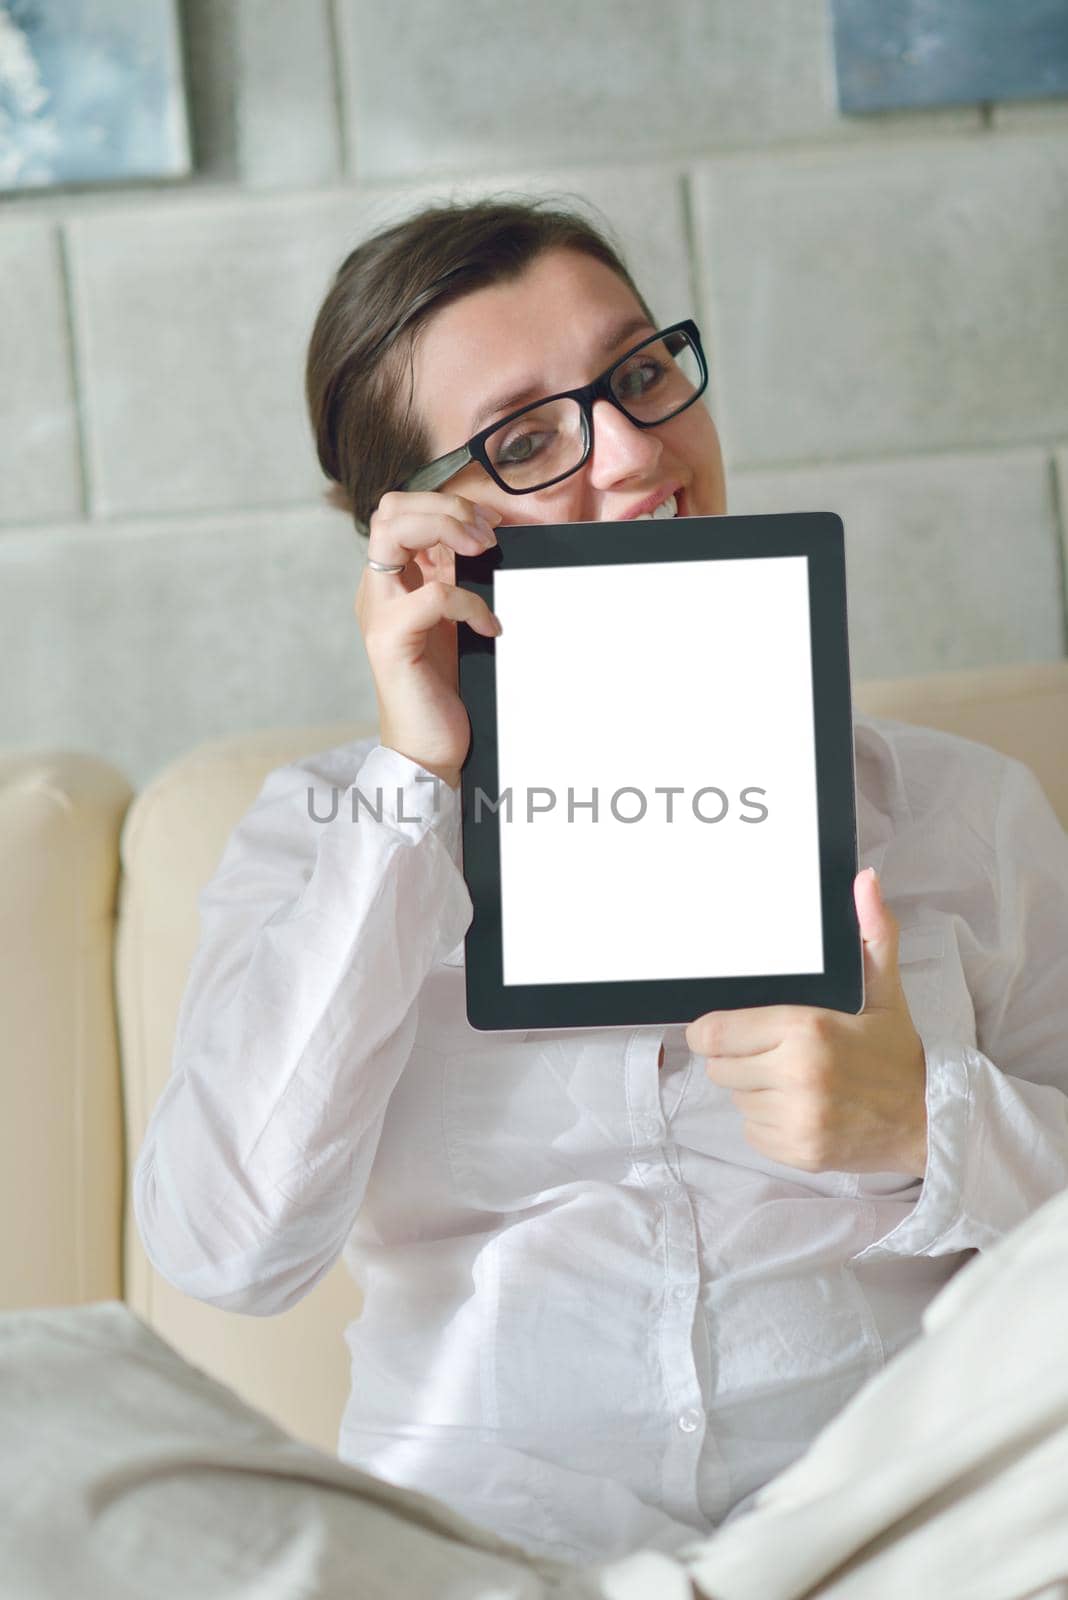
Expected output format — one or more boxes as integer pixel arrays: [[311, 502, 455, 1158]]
[[353, 744, 461, 860], [851, 1036, 974, 1263]]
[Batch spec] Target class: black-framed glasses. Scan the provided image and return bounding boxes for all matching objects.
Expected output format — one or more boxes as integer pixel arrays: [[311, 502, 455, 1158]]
[[398, 319, 708, 496]]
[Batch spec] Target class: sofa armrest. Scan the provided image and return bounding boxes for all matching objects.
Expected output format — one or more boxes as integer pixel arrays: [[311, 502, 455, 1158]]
[[0, 751, 132, 1309]]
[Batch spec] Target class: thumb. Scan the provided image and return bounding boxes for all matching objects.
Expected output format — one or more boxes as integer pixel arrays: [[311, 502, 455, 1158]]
[[855, 867, 903, 1011]]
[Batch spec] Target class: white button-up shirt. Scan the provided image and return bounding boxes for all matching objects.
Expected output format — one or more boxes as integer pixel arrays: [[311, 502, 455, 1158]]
[[134, 713, 1068, 1567]]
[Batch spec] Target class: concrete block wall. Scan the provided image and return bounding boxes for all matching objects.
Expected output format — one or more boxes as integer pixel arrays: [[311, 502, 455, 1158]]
[[2, 0, 1066, 786]]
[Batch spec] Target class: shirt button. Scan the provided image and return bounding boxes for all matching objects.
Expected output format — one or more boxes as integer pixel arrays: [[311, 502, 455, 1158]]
[[677, 1409, 702, 1433], [671, 1284, 691, 1302], [633, 1116, 662, 1144]]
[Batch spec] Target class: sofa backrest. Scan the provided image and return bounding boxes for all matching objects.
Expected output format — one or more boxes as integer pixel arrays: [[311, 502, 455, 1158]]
[[116, 721, 375, 1455], [854, 658, 1068, 827]]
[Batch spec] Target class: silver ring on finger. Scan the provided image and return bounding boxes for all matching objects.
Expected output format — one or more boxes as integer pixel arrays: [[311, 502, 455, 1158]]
[[367, 557, 408, 574]]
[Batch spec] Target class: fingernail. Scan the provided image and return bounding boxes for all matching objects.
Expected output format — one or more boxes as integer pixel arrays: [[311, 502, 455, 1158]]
[[492, 616, 503, 634]]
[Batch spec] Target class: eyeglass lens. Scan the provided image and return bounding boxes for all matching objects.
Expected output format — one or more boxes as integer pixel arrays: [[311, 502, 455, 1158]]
[[484, 330, 703, 490]]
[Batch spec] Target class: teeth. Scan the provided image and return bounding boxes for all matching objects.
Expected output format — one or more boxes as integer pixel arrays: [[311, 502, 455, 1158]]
[[633, 493, 678, 522]]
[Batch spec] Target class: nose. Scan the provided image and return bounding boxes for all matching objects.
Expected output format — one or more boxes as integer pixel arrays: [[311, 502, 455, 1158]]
[[586, 397, 663, 489]]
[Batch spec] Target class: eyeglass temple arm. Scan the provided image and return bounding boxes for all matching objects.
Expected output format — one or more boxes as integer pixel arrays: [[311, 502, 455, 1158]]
[[402, 445, 474, 494]]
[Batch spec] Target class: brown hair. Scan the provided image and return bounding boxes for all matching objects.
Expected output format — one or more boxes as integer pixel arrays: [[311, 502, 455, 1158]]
[[305, 196, 655, 535]]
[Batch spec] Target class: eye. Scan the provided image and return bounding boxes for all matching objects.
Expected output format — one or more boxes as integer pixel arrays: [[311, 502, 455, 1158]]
[[614, 356, 666, 401], [492, 427, 555, 466]]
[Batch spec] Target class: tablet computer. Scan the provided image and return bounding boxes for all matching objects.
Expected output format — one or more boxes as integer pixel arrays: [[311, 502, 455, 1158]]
[[455, 511, 861, 1032]]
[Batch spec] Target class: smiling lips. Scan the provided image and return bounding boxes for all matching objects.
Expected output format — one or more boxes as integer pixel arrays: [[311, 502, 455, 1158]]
[[629, 491, 679, 522]]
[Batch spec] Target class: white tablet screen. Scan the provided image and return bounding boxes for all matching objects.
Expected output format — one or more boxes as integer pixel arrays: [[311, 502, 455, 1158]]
[[490, 555, 824, 986]]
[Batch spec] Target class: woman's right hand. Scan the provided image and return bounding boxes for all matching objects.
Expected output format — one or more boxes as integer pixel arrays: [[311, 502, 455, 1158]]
[[356, 490, 502, 790]]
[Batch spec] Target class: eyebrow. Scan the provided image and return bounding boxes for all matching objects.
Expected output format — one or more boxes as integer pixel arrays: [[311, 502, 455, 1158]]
[[467, 314, 656, 435]]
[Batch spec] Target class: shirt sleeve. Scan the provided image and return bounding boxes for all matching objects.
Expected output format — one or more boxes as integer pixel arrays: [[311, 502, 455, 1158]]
[[855, 754, 1068, 1262], [132, 741, 472, 1315]]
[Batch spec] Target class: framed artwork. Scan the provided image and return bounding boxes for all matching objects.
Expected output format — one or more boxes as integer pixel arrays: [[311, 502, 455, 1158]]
[[831, 0, 1068, 113], [0, 0, 190, 190]]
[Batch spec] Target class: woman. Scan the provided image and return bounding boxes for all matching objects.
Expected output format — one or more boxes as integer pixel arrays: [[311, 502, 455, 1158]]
[[135, 197, 1068, 1567]]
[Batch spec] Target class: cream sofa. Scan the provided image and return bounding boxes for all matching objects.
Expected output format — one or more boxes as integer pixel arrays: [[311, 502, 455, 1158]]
[[3, 659, 1067, 1459]]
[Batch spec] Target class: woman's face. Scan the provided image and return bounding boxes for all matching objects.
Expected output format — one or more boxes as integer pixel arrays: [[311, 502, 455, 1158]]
[[406, 248, 727, 552]]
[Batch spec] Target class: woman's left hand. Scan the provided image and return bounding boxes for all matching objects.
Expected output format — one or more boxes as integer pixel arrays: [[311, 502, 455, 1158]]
[[686, 868, 928, 1178]]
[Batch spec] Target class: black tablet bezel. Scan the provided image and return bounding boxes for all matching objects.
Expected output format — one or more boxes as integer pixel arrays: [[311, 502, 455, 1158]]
[[456, 512, 861, 1031]]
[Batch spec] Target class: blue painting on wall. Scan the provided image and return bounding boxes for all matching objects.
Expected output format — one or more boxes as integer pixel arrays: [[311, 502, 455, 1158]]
[[831, 0, 1068, 113], [0, 0, 190, 190]]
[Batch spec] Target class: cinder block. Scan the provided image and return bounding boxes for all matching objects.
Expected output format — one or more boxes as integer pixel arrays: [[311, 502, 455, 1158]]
[[335, 0, 977, 180], [182, 0, 342, 186], [728, 448, 1065, 678], [67, 195, 378, 517], [692, 135, 1068, 468], [0, 505, 376, 788], [1055, 446, 1068, 568], [392, 163, 696, 327], [0, 221, 81, 524], [993, 99, 1068, 130]]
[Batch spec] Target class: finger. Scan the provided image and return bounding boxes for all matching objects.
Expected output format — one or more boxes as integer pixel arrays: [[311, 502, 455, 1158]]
[[414, 539, 455, 588], [367, 513, 495, 573], [854, 868, 905, 1014], [740, 1122, 805, 1169], [704, 1053, 780, 1091], [686, 1005, 803, 1059], [377, 490, 498, 529], [729, 1087, 782, 1125], [369, 492, 497, 566], [389, 578, 501, 643]]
